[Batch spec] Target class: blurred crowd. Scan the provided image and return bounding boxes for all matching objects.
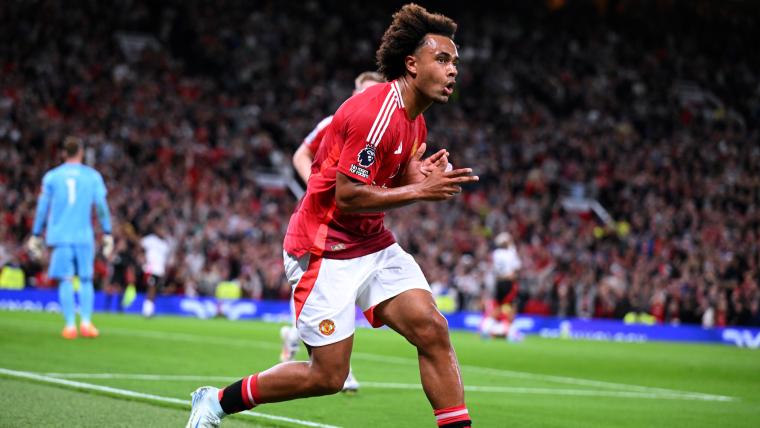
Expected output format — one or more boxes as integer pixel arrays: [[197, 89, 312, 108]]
[[1, 0, 759, 327]]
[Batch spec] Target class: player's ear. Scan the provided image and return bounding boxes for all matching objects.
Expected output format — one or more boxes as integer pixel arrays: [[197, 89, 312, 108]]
[[404, 54, 418, 78]]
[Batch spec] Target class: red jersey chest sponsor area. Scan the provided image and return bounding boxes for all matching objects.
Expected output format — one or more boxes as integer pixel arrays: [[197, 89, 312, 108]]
[[284, 81, 426, 259]]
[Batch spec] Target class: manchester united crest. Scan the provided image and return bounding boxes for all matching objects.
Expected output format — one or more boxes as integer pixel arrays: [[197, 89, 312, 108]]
[[319, 319, 336, 336]]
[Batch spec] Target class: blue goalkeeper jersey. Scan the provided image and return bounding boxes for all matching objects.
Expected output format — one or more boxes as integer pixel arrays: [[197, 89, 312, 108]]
[[32, 162, 112, 245]]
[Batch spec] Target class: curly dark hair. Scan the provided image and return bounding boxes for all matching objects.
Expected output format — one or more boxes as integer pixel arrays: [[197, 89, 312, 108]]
[[376, 4, 457, 81]]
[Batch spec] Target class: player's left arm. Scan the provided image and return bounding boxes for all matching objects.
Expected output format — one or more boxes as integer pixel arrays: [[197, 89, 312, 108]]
[[93, 172, 112, 234], [94, 172, 114, 257]]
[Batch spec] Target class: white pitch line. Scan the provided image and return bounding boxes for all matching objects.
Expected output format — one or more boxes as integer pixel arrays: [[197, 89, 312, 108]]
[[344, 352, 731, 400], [0, 317, 735, 402], [0, 368, 341, 428], [45, 373, 237, 382], [40, 373, 734, 402], [106, 327, 281, 351], [101, 326, 734, 402], [455, 365, 732, 401], [360, 382, 732, 402]]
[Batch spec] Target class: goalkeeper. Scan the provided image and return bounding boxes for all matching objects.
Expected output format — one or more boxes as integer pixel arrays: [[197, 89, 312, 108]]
[[27, 136, 114, 339]]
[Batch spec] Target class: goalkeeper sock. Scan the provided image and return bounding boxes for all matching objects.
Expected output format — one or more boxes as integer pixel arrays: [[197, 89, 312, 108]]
[[58, 279, 76, 328], [435, 405, 471, 427], [218, 374, 260, 414], [79, 279, 94, 323]]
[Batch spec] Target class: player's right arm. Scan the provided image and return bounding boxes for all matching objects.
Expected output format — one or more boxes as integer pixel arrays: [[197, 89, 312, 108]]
[[27, 173, 52, 258], [31, 173, 53, 237], [335, 165, 478, 213], [292, 143, 314, 182]]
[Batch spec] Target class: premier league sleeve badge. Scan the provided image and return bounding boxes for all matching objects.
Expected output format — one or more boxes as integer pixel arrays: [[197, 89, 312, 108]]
[[357, 145, 376, 167]]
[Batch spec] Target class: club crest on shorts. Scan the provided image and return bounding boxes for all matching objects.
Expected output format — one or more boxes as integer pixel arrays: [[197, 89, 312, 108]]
[[319, 319, 336, 336], [357, 145, 376, 167]]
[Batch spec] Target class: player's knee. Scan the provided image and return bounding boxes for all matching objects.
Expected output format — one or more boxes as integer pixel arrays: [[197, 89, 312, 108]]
[[409, 312, 450, 349], [309, 370, 347, 395], [323, 372, 347, 394]]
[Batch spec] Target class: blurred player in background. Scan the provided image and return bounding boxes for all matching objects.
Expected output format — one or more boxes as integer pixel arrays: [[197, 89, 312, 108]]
[[140, 223, 172, 318], [280, 70, 385, 393], [188, 4, 477, 428], [104, 233, 141, 312], [480, 232, 522, 340], [27, 136, 113, 339], [291, 71, 386, 182]]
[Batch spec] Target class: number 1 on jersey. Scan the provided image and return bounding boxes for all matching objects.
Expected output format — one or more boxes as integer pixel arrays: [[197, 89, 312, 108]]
[[66, 178, 76, 204]]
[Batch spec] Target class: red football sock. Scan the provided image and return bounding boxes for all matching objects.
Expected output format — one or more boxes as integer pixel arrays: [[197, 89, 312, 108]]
[[434, 405, 471, 427], [218, 374, 262, 414]]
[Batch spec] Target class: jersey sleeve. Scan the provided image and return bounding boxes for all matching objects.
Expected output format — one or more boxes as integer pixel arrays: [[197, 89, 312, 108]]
[[94, 171, 112, 234], [337, 111, 388, 184], [32, 173, 53, 235], [302, 116, 333, 154]]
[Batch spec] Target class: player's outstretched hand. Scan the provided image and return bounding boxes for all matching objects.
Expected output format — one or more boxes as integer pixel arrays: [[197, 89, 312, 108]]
[[102, 234, 115, 258], [26, 236, 44, 260], [402, 142, 449, 185], [416, 165, 479, 201], [418, 143, 449, 175]]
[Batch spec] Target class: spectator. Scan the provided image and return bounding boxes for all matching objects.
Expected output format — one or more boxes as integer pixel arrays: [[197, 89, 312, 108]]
[[1, 0, 758, 327]]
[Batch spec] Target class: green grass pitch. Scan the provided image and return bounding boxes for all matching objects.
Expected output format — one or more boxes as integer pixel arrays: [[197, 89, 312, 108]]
[[1, 310, 758, 427]]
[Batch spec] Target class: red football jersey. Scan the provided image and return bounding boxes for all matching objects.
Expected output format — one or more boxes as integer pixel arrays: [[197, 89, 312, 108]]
[[301, 115, 333, 156], [284, 80, 427, 259]]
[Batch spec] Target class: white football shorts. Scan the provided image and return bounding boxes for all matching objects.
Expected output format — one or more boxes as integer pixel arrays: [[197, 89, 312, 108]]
[[283, 243, 431, 347]]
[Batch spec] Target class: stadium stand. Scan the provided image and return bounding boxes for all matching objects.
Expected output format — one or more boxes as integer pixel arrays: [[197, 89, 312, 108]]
[[1, 0, 758, 327]]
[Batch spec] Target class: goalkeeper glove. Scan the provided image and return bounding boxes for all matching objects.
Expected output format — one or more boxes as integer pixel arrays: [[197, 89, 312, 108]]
[[27, 235, 44, 259], [102, 234, 115, 258]]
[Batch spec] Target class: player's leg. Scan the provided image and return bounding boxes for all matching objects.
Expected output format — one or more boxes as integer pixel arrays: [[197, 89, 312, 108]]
[[188, 251, 361, 427], [104, 260, 118, 312], [479, 298, 497, 338], [279, 266, 358, 392], [278, 299, 358, 395], [233, 335, 353, 403], [186, 337, 352, 428], [374, 290, 471, 427], [109, 281, 123, 312], [281, 331, 358, 392], [104, 284, 114, 312], [342, 366, 360, 393], [58, 277, 77, 339], [49, 246, 77, 339], [280, 323, 358, 392], [279, 297, 300, 362], [75, 244, 98, 337], [279, 325, 301, 362], [361, 244, 471, 427], [142, 275, 159, 317]]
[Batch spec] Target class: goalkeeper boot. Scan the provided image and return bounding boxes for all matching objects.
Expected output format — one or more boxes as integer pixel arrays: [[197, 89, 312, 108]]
[[80, 322, 99, 338], [61, 326, 78, 340]]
